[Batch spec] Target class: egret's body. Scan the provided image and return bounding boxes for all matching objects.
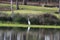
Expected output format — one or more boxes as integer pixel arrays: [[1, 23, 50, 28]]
[[28, 18, 31, 25], [27, 18, 31, 32]]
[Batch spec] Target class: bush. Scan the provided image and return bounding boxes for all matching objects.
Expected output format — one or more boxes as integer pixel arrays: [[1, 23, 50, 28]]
[[38, 13, 59, 25], [0, 13, 12, 22], [44, 5, 56, 7], [13, 14, 28, 24], [12, 13, 60, 25], [29, 15, 39, 25], [12, 14, 39, 24], [0, 12, 60, 25]]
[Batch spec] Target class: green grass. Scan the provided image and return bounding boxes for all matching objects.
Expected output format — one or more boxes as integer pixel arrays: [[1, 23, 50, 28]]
[[0, 23, 60, 28], [0, 3, 59, 14], [0, 4, 59, 19], [19, 5, 58, 12]]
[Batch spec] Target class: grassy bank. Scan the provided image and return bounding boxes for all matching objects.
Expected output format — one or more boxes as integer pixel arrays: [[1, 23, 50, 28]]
[[0, 3, 60, 28], [0, 3, 58, 14], [0, 23, 60, 28], [0, 3, 59, 18]]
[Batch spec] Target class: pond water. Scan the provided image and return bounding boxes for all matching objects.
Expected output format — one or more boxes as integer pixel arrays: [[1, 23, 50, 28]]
[[0, 28, 59, 40], [45, 35, 50, 40]]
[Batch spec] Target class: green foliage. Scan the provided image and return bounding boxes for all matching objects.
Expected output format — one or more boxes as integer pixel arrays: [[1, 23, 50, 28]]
[[13, 13, 27, 24], [0, 12, 60, 25], [38, 14, 59, 25], [0, 12, 12, 22], [29, 15, 39, 25]]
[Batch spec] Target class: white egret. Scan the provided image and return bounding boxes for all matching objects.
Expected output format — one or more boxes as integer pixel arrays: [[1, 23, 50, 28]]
[[27, 17, 31, 32]]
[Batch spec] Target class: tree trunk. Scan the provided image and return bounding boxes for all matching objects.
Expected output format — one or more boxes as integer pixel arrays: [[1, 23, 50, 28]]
[[11, 0, 14, 18], [16, 0, 19, 10], [11, 0, 13, 14], [59, 0, 60, 13], [23, 0, 27, 5]]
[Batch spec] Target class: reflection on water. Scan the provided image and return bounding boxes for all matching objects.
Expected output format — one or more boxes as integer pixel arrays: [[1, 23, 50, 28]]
[[17, 33, 20, 40], [54, 32, 60, 40], [45, 35, 50, 40], [0, 31, 3, 40], [4, 31, 12, 40], [4, 32, 6, 40], [0, 29, 59, 40]]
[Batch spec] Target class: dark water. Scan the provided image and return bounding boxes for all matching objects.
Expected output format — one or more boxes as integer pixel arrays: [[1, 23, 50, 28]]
[[0, 28, 59, 40]]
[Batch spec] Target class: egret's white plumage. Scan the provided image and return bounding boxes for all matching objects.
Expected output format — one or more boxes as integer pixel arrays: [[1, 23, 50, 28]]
[[27, 18, 31, 32], [28, 18, 31, 25]]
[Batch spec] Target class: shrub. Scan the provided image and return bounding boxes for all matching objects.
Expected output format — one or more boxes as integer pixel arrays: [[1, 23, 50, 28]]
[[0, 12, 59, 25], [0, 13, 12, 22], [38, 13, 59, 25], [29, 15, 39, 25], [44, 5, 56, 7], [12, 14, 39, 24], [13, 13, 27, 24], [12, 13, 59, 25]]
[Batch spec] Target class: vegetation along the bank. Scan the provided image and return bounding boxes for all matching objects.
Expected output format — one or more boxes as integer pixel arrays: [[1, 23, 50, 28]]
[[0, 4, 59, 26]]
